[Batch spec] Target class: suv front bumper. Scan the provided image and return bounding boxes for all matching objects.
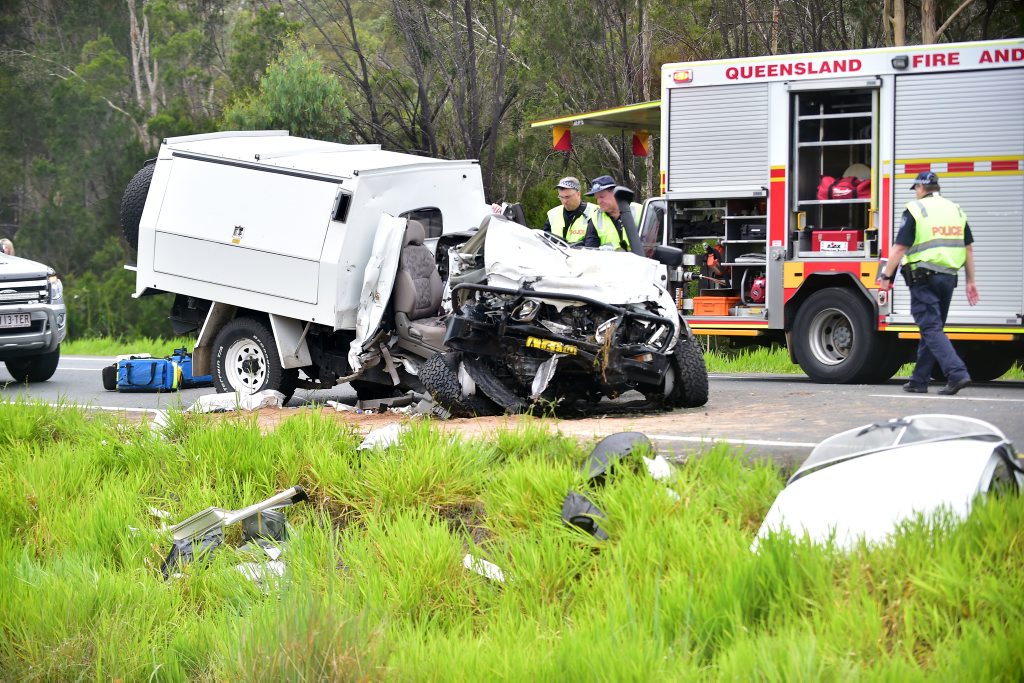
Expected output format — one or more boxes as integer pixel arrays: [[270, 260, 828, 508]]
[[0, 302, 67, 359]]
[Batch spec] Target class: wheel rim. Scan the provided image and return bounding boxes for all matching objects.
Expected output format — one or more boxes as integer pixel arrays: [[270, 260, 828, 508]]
[[807, 307, 855, 366], [224, 338, 267, 393]]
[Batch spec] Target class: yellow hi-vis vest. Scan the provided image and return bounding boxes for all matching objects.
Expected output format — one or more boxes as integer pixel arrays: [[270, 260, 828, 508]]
[[903, 195, 968, 275], [592, 202, 643, 250], [547, 203, 594, 243]]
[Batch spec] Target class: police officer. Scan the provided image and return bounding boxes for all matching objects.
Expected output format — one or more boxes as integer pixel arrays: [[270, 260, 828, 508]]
[[541, 177, 593, 243], [581, 175, 643, 250], [877, 172, 979, 395]]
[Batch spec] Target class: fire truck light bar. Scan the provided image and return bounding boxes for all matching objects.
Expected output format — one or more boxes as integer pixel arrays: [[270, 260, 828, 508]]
[[671, 69, 693, 84]]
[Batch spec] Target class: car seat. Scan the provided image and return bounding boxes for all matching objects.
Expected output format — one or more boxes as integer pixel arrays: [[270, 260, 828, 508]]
[[393, 220, 448, 355]]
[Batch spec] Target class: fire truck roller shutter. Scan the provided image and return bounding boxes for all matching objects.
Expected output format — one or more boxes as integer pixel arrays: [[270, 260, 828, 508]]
[[893, 68, 1024, 327], [666, 83, 769, 196]]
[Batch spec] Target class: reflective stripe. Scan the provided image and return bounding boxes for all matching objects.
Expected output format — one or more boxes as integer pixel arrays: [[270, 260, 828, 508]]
[[593, 202, 642, 250], [547, 203, 594, 243], [904, 195, 967, 272], [906, 238, 967, 255]]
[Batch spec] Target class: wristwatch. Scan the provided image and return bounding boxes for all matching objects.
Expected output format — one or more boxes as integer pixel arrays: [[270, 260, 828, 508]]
[[880, 271, 893, 281]]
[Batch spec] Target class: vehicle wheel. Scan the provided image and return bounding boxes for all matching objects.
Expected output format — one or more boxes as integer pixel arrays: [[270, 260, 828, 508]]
[[420, 352, 499, 417], [5, 346, 60, 383], [855, 334, 910, 384], [463, 356, 530, 413], [792, 287, 878, 384], [669, 335, 709, 408], [120, 161, 155, 250], [957, 342, 1018, 382], [212, 316, 298, 403]]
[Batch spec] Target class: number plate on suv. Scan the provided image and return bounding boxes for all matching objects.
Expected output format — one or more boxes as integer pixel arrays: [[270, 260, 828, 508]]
[[0, 313, 31, 329]]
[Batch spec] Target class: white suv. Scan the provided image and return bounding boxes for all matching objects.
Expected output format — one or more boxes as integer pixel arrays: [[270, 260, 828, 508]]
[[0, 252, 66, 382]]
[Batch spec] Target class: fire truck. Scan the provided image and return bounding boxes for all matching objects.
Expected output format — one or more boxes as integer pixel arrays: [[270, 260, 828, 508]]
[[655, 38, 1024, 383], [534, 38, 1024, 383]]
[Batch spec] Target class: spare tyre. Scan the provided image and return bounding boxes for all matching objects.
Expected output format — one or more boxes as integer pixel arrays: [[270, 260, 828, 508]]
[[120, 160, 156, 249]]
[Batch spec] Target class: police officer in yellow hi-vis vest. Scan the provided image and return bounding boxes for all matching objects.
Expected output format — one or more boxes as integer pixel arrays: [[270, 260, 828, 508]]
[[582, 175, 642, 250], [541, 177, 594, 243], [877, 172, 979, 395]]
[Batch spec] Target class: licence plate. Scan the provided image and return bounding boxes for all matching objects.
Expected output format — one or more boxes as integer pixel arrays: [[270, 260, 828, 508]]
[[0, 313, 31, 329], [525, 336, 578, 356]]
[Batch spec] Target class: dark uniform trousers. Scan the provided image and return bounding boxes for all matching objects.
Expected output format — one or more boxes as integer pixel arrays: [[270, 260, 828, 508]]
[[908, 271, 970, 386]]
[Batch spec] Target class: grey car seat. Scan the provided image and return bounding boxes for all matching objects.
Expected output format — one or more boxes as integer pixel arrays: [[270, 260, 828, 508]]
[[393, 220, 448, 355]]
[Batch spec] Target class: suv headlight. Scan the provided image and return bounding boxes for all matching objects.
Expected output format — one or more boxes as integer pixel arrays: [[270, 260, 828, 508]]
[[48, 273, 63, 303]]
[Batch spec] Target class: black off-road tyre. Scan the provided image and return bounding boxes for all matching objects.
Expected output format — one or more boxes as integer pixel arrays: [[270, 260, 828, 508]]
[[462, 356, 530, 413], [956, 341, 1018, 382], [669, 335, 709, 408], [212, 316, 298, 404], [420, 352, 499, 417], [5, 346, 61, 383], [120, 161, 155, 249]]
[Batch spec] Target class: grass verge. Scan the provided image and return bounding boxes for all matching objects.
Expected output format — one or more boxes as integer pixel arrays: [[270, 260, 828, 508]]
[[1, 401, 1021, 679], [61, 336, 196, 357]]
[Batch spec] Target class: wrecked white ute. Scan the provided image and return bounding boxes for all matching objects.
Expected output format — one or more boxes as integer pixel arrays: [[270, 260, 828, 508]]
[[755, 414, 1022, 550], [122, 130, 490, 401]]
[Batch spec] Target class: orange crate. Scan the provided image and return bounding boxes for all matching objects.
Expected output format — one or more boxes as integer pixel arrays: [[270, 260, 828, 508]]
[[693, 295, 740, 316]]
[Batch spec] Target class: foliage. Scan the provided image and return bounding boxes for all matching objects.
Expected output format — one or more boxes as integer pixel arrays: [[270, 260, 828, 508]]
[[223, 40, 349, 141], [0, 405, 1022, 678], [0, 0, 1021, 339]]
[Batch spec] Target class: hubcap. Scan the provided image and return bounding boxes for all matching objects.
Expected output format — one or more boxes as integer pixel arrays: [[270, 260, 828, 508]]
[[225, 338, 267, 393], [807, 308, 854, 366]]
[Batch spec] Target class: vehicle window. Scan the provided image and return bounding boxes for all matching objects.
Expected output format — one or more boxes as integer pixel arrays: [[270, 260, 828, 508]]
[[640, 200, 666, 258], [400, 207, 443, 238]]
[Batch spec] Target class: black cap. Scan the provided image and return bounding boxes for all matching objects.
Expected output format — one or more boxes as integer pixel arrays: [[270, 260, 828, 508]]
[[910, 171, 939, 190]]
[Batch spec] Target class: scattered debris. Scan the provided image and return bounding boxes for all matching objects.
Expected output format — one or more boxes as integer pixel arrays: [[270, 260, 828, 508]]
[[754, 414, 1023, 550], [581, 431, 652, 485], [188, 390, 286, 414], [463, 553, 507, 583], [357, 423, 409, 451], [642, 454, 673, 481], [235, 560, 286, 585], [161, 486, 308, 580], [561, 492, 609, 540]]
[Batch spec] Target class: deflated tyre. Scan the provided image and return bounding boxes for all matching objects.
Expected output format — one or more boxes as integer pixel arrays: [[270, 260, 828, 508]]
[[420, 352, 498, 417]]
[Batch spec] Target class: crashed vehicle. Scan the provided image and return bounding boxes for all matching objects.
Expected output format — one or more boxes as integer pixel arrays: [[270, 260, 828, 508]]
[[755, 414, 1023, 550], [0, 250, 66, 382], [123, 130, 491, 402], [123, 130, 707, 412], [421, 216, 709, 415]]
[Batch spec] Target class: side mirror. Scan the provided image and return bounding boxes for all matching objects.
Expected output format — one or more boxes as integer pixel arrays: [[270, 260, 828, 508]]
[[502, 203, 528, 227], [652, 245, 684, 267]]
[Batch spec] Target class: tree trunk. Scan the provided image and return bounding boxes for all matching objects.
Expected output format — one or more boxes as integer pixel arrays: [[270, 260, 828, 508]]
[[921, 0, 938, 43]]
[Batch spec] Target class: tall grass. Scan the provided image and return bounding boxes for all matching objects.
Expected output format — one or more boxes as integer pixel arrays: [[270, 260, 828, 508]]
[[0, 401, 1021, 679], [61, 336, 197, 357]]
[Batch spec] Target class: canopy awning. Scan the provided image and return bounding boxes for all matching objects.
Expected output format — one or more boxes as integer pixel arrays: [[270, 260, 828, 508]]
[[530, 100, 661, 134]]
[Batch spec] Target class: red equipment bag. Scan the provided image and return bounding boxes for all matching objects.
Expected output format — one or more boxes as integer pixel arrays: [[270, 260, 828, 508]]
[[817, 176, 836, 200], [855, 177, 871, 198], [829, 176, 857, 199]]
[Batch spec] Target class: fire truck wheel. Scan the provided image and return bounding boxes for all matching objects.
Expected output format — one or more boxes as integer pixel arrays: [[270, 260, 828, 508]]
[[792, 287, 878, 384], [855, 335, 911, 384], [212, 316, 297, 403], [120, 161, 155, 250], [956, 342, 1018, 382], [669, 335, 709, 408]]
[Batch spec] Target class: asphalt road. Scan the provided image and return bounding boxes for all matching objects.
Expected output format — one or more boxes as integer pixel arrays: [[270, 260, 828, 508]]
[[3, 355, 1022, 467]]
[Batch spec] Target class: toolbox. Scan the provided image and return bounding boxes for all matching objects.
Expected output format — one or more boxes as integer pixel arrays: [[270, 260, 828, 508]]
[[693, 295, 741, 316], [811, 229, 864, 253]]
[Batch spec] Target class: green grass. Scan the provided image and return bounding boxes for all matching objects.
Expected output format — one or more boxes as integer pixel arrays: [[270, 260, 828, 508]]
[[61, 336, 196, 357], [1, 400, 1022, 680], [705, 344, 1024, 380]]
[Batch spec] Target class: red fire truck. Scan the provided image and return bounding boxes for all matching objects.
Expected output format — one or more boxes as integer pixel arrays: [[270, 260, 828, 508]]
[[532, 39, 1024, 383]]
